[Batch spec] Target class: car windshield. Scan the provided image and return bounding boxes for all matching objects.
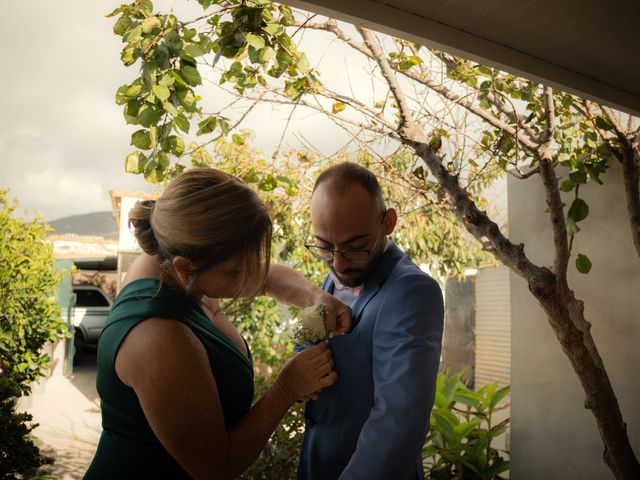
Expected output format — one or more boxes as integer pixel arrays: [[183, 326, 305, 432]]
[[75, 289, 110, 307]]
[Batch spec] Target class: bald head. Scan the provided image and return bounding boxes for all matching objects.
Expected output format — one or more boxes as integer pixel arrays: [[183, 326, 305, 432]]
[[312, 162, 385, 210], [310, 163, 397, 287]]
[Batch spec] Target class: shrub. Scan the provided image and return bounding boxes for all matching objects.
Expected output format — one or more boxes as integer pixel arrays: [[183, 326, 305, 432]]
[[0, 375, 51, 479], [423, 371, 510, 479], [0, 190, 68, 476], [241, 372, 306, 480]]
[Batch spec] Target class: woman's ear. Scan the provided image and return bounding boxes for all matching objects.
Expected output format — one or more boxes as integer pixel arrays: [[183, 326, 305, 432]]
[[383, 208, 398, 235], [172, 256, 196, 286]]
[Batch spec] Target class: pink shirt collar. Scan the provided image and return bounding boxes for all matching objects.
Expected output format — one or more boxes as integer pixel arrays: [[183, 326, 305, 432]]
[[330, 272, 364, 296]]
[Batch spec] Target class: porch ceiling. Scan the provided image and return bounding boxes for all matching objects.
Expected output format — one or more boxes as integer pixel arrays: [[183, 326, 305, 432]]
[[286, 0, 640, 116]]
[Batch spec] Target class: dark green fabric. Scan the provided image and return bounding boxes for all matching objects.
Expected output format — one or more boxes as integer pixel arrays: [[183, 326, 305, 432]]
[[85, 278, 254, 479]]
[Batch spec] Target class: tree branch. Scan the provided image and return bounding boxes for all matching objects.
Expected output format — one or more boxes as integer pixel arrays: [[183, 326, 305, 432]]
[[423, 48, 539, 141], [602, 106, 640, 258], [537, 86, 571, 285], [357, 27, 416, 138], [297, 21, 540, 152]]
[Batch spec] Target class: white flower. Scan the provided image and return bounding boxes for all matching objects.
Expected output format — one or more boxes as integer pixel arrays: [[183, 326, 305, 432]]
[[292, 303, 327, 344]]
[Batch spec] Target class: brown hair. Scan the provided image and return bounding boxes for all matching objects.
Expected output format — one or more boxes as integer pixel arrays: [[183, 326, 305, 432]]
[[129, 168, 272, 299]]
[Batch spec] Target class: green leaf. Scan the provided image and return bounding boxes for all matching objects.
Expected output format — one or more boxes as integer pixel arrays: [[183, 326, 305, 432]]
[[165, 30, 183, 54], [161, 135, 185, 156], [124, 151, 145, 174], [559, 179, 575, 192], [153, 45, 171, 70], [489, 385, 510, 411], [176, 89, 196, 109], [332, 102, 346, 114], [141, 16, 162, 34], [113, 16, 133, 36], [429, 135, 443, 153], [197, 116, 218, 135], [162, 101, 179, 116], [232, 133, 244, 145], [243, 170, 260, 183], [184, 43, 204, 58], [576, 253, 592, 274], [174, 114, 190, 133], [131, 129, 152, 149], [182, 27, 197, 41], [181, 65, 202, 86], [246, 33, 266, 50], [258, 174, 277, 191], [126, 83, 143, 97], [296, 53, 310, 74], [262, 23, 284, 36], [566, 217, 580, 236], [260, 46, 276, 64], [595, 114, 615, 131], [152, 84, 171, 102], [137, 107, 163, 128], [561, 94, 573, 108], [568, 198, 589, 223]]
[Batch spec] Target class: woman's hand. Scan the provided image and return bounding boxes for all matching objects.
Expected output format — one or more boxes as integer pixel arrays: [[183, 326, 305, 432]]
[[276, 342, 336, 402], [316, 292, 352, 336]]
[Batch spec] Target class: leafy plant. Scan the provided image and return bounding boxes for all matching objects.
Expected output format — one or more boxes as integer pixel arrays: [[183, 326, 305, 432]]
[[240, 373, 306, 480], [0, 373, 52, 479], [423, 372, 510, 479], [0, 190, 68, 476]]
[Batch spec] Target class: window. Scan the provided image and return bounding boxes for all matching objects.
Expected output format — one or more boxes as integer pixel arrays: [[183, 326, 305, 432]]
[[74, 289, 110, 307]]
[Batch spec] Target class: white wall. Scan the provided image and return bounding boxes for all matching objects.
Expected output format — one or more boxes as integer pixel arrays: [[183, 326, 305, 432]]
[[508, 161, 640, 478]]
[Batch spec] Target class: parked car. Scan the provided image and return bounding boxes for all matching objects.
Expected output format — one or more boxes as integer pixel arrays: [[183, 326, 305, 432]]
[[72, 285, 112, 361]]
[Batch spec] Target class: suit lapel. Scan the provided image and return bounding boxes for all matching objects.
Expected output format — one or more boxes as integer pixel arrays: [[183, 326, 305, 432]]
[[350, 242, 405, 326]]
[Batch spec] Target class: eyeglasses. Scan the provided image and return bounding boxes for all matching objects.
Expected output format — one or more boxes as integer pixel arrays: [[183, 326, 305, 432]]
[[304, 210, 386, 265]]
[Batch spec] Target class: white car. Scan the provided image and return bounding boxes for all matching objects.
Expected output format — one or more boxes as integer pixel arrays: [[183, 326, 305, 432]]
[[72, 285, 112, 360]]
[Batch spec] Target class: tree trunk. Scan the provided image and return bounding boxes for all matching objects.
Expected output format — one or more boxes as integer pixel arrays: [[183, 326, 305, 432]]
[[411, 143, 640, 479], [528, 273, 640, 479]]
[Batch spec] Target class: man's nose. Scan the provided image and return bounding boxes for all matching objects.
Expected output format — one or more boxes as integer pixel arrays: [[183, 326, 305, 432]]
[[331, 251, 350, 272]]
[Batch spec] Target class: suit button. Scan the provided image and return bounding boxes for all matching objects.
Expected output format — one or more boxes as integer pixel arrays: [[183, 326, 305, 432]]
[[306, 418, 315, 428]]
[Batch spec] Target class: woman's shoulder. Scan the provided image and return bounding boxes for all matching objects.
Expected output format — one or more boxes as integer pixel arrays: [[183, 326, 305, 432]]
[[116, 316, 207, 387]]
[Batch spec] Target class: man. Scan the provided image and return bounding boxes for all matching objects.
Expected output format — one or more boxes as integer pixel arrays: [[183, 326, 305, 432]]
[[298, 162, 444, 480]]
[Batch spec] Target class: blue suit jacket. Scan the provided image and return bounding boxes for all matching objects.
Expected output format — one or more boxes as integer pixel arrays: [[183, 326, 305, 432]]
[[298, 242, 444, 480]]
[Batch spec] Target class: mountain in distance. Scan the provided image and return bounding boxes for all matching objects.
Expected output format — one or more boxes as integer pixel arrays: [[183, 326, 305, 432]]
[[48, 211, 118, 239]]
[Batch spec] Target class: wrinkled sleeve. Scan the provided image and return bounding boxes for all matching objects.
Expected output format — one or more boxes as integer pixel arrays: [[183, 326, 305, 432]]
[[339, 275, 444, 480]]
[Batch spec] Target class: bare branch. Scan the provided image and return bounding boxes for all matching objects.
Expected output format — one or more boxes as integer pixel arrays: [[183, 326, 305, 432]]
[[357, 27, 418, 140], [536, 86, 571, 285], [602, 106, 640, 258], [508, 166, 540, 180], [296, 21, 540, 152], [421, 47, 539, 141]]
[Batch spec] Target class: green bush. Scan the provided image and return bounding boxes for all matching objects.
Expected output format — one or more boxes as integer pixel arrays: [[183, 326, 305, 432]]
[[0, 375, 51, 479], [0, 190, 68, 476], [423, 372, 510, 479], [241, 373, 306, 480]]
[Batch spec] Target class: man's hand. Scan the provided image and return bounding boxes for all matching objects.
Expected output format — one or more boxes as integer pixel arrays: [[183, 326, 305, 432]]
[[316, 292, 352, 335]]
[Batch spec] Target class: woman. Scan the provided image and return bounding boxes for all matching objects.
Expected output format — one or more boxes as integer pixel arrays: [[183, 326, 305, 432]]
[[85, 168, 347, 479]]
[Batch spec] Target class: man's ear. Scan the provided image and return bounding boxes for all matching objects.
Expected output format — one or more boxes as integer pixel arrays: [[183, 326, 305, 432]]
[[383, 208, 398, 235]]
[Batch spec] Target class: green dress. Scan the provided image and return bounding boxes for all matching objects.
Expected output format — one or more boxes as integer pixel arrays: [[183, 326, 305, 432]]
[[84, 278, 254, 479]]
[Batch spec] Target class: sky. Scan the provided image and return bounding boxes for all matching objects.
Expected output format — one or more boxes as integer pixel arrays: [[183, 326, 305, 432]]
[[0, 0, 361, 221], [0, 1, 505, 223]]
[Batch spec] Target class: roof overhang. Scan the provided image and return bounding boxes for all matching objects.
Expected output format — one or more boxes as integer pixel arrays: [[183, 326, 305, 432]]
[[285, 0, 640, 116]]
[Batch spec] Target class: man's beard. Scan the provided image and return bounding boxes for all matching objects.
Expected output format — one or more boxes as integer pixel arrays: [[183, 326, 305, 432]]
[[331, 242, 385, 288]]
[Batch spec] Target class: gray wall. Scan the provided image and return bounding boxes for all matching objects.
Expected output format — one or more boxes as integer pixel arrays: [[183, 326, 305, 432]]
[[508, 161, 640, 479], [442, 276, 476, 386]]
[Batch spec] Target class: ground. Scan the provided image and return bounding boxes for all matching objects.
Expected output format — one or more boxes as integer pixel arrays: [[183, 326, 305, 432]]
[[18, 351, 101, 479]]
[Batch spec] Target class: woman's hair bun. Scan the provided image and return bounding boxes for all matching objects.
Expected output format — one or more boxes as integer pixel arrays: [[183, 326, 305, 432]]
[[128, 199, 159, 255]]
